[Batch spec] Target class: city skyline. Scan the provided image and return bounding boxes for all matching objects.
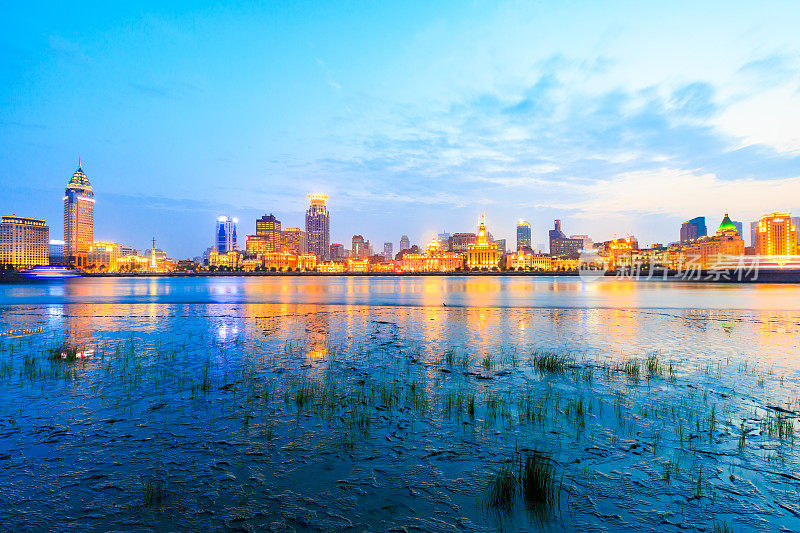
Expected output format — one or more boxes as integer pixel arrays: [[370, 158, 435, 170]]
[[3, 2, 800, 257]]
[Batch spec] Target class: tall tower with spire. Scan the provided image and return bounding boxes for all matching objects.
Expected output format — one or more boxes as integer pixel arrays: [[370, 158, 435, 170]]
[[63, 163, 95, 269]]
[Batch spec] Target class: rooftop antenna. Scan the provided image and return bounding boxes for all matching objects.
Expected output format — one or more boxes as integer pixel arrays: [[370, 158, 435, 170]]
[[78, 155, 81, 169]]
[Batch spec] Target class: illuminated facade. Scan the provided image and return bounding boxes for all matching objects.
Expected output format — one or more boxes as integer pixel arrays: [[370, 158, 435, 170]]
[[607, 236, 638, 269], [399, 235, 410, 252], [516, 220, 531, 250], [549, 220, 584, 257], [447, 232, 476, 253], [681, 214, 745, 269], [317, 261, 345, 273], [216, 216, 238, 253], [346, 258, 370, 272], [754, 212, 797, 256], [351, 235, 370, 259], [246, 234, 269, 256], [505, 250, 552, 270], [465, 217, 499, 269], [117, 255, 150, 271], [0, 216, 49, 269], [400, 238, 464, 272], [256, 214, 281, 252], [305, 194, 330, 260], [262, 251, 317, 271], [87, 241, 121, 271], [281, 227, 306, 254], [209, 250, 240, 269], [63, 165, 94, 268]]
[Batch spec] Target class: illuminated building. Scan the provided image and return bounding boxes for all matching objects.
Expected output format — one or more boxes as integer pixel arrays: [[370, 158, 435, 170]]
[[505, 250, 552, 270], [607, 236, 638, 269], [0, 216, 49, 269], [346, 258, 370, 272], [87, 242, 121, 271], [281, 227, 306, 254], [447, 232, 476, 253], [117, 255, 150, 271], [549, 220, 583, 256], [317, 261, 345, 273], [680, 216, 707, 244], [400, 238, 464, 272], [516, 220, 532, 250], [209, 250, 240, 269], [437, 233, 450, 247], [754, 212, 797, 256], [351, 235, 369, 259], [465, 217, 499, 270], [305, 194, 330, 260], [681, 214, 745, 269], [570, 235, 593, 251], [261, 251, 317, 271], [255, 214, 281, 252], [495, 238, 506, 257], [383, 242, 393, 261], [399, 235, 410, 252], [215, 216, 238, 253], [49, 240, 64, 265], [246, 235, 269, 256], [63, 165, 94, 268], [119, 244, 137, 257]]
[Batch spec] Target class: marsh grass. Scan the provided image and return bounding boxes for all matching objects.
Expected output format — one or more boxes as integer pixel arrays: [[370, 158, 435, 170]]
[[486, 462, 517, 512], [486, 451, 559, 520], [142, 472, 174, 508], [530, 351, 571, 374]]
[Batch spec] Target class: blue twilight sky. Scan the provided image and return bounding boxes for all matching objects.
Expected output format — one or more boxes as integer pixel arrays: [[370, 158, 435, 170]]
[[2, 1, 800, 257]]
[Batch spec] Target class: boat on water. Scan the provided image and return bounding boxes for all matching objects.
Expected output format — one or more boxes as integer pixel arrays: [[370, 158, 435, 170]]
[[17, 266, 80, 279]]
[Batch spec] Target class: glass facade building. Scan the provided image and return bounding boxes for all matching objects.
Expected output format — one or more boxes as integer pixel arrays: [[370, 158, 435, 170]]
[[216, 216, 238, 253], [63, 165, 94, 268], [305, 194, 330, 260]]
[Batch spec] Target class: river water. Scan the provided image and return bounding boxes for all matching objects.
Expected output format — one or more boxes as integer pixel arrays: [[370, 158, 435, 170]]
[[0, 276, 799, 531]]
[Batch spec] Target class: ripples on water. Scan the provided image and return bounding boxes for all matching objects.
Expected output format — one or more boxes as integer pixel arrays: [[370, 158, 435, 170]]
[[0, 277, 799, 531]]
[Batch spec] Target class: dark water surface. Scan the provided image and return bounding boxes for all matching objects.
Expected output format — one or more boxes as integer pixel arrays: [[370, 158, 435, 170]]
[[1, 276, 799, 531]]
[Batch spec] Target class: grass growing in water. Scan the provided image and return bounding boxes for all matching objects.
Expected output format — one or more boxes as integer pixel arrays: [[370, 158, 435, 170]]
[[486, 451, 559, 520], [530, 351, 571, 374]]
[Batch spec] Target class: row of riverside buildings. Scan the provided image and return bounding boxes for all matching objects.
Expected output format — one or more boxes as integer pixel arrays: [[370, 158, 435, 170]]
[[1, 166, 799, 273]]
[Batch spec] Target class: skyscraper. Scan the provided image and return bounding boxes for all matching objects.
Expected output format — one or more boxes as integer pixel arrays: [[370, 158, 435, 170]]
[[351, 235, 369, 259], [516, 220, 532, 250], [256, 213, 281, 252], [383, 242, 393, 261], [306, 194, 330, 260], [0, 216, 49, 269], [549, 220, 583, 256], [63, 164, 94, 268], [399, 235, 410, 252], [215, 216, 238, 253], [680, 216, 707, 244], [281, 227, 306, 254]]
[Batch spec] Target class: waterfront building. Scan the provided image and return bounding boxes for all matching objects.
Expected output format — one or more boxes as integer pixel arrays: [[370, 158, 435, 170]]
[[399, 235, 410, 252], [516, 220, 532, 250], [215, 216, 238, 253], [495, 238, 506, 257], [117, 255, 150, 271], [754, 212, 797, 256], [400, 238, 464, 272], [281, 227, 306, 254], [383, 242, 393, 261], [447, 232, 477, 253], [607, 236, 639, 269], [119, 244, 137, 257], [245, 234, 269, 256], [505, 249, 553, 271], [49, 240, 64, 266], [255, 214, 281, 252], [63, 165, 94, 268], [87, 241, 121, 271], [317, 261, 345, 273], [330, 243, 346, 260], [259, 251, 317, 271], [351, 235, 370, 259], [0, 216, 49, 269], [305, 194, 330, 260], [466, 217, 499, 270], [679, 213, 745, 268], [680, 216, 707, 244], [346, 258, 370, 272], [371, 263, 396, 273], [548, 220, 584, 256], [570, 235, 593, 251], [209, 250, 241, 270]]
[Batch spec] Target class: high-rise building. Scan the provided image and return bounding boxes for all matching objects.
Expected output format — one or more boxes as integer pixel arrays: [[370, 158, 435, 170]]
[[516, 220, 532, 250], [549, 220, 583, 256], [680, 216, 707, 244], [306, 194, 330, 260], [732, 221, 743, 239], [256, 214, 281, 252], [495, 238, 506, 257], [351, 235, 369, 259], [399, 235, 411, 252], [437, 233, 451, 247], [330, 243, 345, 260], [793, 217, 800, 245], [215, 216, 238, 253], [383, 242, 393, 261], [570, 235, 593, 251], [0, 216, 49, 269], [49, 240, 64, 266], [750, 221, 759, 248], [754, 212, 797, 256], [281, 227, 306, 254], [63, 165, 94, 268], [447, 233, 476, 253]]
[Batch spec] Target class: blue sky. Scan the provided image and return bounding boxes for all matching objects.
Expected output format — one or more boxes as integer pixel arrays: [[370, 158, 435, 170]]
[[2, 1, 800, 257]]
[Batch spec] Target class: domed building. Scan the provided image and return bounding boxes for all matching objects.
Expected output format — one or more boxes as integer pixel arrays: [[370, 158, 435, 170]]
[[680, 213, 744, 269], [63, 164, 95, 269]]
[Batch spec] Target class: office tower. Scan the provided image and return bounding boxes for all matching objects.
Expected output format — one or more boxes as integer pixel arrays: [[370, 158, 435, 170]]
[[330, 243, 345, 260], [351, 235, 369, 259], [437, 233, 451, 247], [732, 221, 743, 238], [570, 235, 593, 251], [399, 235, 410, 252], [49, 240, 64, 265], [0, 216, 49, 269], [793, 217, 800, 245], [216, 215, 238, 253], [281, 227, 306, 254], [680, 216, 707, 244], [256, 213, 281, 252], [516, 220, 532, 250], [63, 164, 94, 268], [754, 212, 797, 256], [495, 238, 506, 257], [447, 233, 476, 253], [383, 242, 393, 261], [548, 220, 583, 256], [750, 221, 759, 248], [306, 194, 330, 260]]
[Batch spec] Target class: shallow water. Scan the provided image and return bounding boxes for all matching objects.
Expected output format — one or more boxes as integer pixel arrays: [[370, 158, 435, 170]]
[[0, 276, 799, 531]]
